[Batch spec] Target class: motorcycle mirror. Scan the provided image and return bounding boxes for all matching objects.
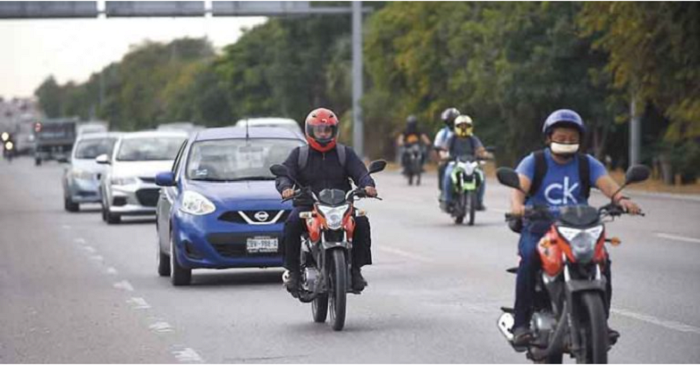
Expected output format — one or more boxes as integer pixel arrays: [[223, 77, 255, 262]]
[[269, 164, 290, 178], [485, 146, 497, 153], [624, 165, 650, 185], [496, 167, 524, 193], [368, 160, 387, 174]]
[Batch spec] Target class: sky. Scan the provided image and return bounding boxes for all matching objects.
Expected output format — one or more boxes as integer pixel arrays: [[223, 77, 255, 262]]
[[0, 12, 267, 99]]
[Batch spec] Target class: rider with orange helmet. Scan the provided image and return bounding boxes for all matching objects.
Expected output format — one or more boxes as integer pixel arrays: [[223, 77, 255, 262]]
[[276, 108, 378, 295]]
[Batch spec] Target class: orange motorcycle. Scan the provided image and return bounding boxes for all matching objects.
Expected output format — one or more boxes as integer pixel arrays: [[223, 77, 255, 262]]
[[496, 165, 649, 363], [270, 160, 386, 331]]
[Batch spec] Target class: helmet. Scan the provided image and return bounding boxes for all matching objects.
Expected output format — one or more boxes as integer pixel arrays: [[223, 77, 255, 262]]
[[440, 107, 461, 128], [305, 107, 339, 152], [454, 115, 474, 137], [406, 115, 418, 125], [542, 109, 585, 136]]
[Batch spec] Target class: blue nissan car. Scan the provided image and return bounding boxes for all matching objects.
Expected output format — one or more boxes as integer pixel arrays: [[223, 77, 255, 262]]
[[154, 127, 305, 285]]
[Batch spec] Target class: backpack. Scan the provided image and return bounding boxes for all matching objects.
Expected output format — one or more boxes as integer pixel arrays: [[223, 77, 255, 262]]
[[529, 150, 591, 200], [297, 144, 347, 171]]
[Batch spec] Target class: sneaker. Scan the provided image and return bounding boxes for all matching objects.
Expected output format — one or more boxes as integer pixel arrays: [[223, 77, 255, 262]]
[[282, 270, 300, 296], [351, 268, 367, 291], [511, 326, 533, 347]]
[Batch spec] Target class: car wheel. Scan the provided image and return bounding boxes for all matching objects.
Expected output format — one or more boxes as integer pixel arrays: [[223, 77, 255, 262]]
[[64, 196, 79, 212], [170, 235, 191, 286]]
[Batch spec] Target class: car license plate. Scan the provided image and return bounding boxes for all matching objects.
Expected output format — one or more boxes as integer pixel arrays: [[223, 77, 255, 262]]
[[246, 237, 278, 253]]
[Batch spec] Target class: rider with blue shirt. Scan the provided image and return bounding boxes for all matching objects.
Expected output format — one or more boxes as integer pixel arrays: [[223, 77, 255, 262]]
[[509, 109, 642, 346]]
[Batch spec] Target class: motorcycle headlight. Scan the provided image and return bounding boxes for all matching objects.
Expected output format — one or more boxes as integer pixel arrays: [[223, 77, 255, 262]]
[[558, 225, 604, 263], [317, 204, 350, 230], [180, 191, 216, 216]]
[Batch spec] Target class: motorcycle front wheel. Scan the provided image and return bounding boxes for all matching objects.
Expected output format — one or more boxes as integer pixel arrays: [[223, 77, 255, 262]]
[[454, 193, 466, 224], [467, 190, 476, 226], [329, 250, 348, 331], [577, 292, 609, 364]]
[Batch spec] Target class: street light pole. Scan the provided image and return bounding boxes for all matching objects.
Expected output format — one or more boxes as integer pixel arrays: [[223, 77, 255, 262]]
[[351, 1, 363, 158]]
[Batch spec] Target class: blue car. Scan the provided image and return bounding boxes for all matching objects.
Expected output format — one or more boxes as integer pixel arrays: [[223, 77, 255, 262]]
[[154, 127, 305, 285]]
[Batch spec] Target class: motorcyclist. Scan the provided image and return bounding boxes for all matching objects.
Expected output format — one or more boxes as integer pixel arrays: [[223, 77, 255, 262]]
[[275, 107, 378, 296], [397, 115, 431, 174], [508, 109, 642, 346], [434, 108, 460, 190], [439, 115, 492, 211]]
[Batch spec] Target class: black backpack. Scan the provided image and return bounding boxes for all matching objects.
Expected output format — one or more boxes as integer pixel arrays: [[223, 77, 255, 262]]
[[529, 150, 591, 200], [297, 144, 347, 171]]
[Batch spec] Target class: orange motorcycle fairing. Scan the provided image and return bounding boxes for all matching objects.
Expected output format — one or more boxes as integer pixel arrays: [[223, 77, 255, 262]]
[[305, 213, 324, 243], [538, 229, 563, 277], [342, 209, 356, 241]]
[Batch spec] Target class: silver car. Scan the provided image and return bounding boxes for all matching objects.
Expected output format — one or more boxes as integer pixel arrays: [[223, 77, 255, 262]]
[[62, 132, 121, 212], [97, 131, 188, 224]]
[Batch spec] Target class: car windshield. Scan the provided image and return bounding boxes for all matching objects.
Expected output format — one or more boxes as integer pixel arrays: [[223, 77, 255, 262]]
[[187, 138, 303, 181], [116, 137, 185, 162], [74, 137, 117, 159]]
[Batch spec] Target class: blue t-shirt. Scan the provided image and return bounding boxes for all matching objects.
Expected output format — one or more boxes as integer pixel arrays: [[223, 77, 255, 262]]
[[516, 149, 606, 208]]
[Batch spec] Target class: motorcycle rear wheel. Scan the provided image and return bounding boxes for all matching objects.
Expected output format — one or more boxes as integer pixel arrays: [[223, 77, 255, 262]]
[[312, 293, 329, 323], [329, 250, 347, 331]]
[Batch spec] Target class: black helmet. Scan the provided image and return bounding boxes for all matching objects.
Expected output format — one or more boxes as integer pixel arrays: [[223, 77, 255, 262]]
[[440, 108, 461, 128]]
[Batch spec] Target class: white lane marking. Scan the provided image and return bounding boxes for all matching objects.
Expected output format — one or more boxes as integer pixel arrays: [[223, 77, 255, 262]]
[[126, 297, 151, 309], [149, 322, 174, 333], [656, 233, 700, 244], [105, 267, 118, 275], [612, 308, 700, 335], [83, 246, 97, 253], [379, 246, 435, 264], [74, 238, 86, 245], [61, 224, 71, 230], [90, 255, 104, 262], [113, 280, 134, 292], [172, 348, 204, 363]]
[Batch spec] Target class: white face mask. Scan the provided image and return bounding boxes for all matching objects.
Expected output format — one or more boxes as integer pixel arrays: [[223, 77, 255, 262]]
[[551, 142, 579, 155]]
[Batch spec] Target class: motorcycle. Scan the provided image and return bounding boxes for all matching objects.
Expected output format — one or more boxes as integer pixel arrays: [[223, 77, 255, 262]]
[[445, 156, 484, 225], [495, 165, 650, 364], [401, 143, 424, 186], [3, 140, 15, 163], [269, 160, 386, 331]]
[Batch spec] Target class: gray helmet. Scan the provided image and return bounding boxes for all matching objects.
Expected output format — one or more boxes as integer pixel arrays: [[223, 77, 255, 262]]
[[440, 108, 461, 128]]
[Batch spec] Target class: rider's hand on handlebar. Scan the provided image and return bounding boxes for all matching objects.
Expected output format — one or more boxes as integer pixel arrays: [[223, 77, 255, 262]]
[[618, 198, 642, 215], [364, 186, 378, 198], [282, 188, 295, 200]]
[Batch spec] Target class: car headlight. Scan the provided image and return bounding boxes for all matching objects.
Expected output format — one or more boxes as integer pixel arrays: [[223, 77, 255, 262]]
[[180, 191, 216, 216], [557, 225, 604, 263], [111, 176, 139, 186], [317, 204, 350, 230], [71, 169, 94, 180]]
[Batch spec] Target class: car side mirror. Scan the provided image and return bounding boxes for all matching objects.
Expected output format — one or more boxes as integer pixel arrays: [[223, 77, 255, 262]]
[[95, 154, 110, 165], [625, 165, 650, 185], [496, 167, 525, 193], [368, 160, 387, 174], [270, 164, 290, 178], [155, 171, 175, 187]]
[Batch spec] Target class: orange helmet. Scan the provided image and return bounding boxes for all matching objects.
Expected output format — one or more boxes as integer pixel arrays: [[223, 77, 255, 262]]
[[305, 108, 339, 152]]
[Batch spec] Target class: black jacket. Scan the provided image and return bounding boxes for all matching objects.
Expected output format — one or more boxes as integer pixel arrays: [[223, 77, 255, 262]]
[[275, 145, 375, 200]]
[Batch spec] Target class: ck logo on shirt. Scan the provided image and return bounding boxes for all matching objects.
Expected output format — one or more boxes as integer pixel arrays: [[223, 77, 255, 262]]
[[544, 176, 579, 205]]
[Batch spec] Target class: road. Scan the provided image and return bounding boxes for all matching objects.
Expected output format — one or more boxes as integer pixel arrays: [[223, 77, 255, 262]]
[[1, 157, 699, 363]]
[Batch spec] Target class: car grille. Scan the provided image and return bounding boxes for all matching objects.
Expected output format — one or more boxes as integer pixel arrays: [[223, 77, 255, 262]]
[[207, 232, 283, 258], [218, 210, 290, 224], [136, 188, 160, 207]]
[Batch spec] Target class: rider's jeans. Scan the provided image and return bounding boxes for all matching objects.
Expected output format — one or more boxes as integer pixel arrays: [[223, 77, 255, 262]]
[[441, 163, 486, 205], [283, 206, 372, 272], [513, 226, 613, 329]]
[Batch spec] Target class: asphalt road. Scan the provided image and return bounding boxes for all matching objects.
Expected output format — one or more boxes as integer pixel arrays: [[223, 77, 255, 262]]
[[1, 157, 699, 363]]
